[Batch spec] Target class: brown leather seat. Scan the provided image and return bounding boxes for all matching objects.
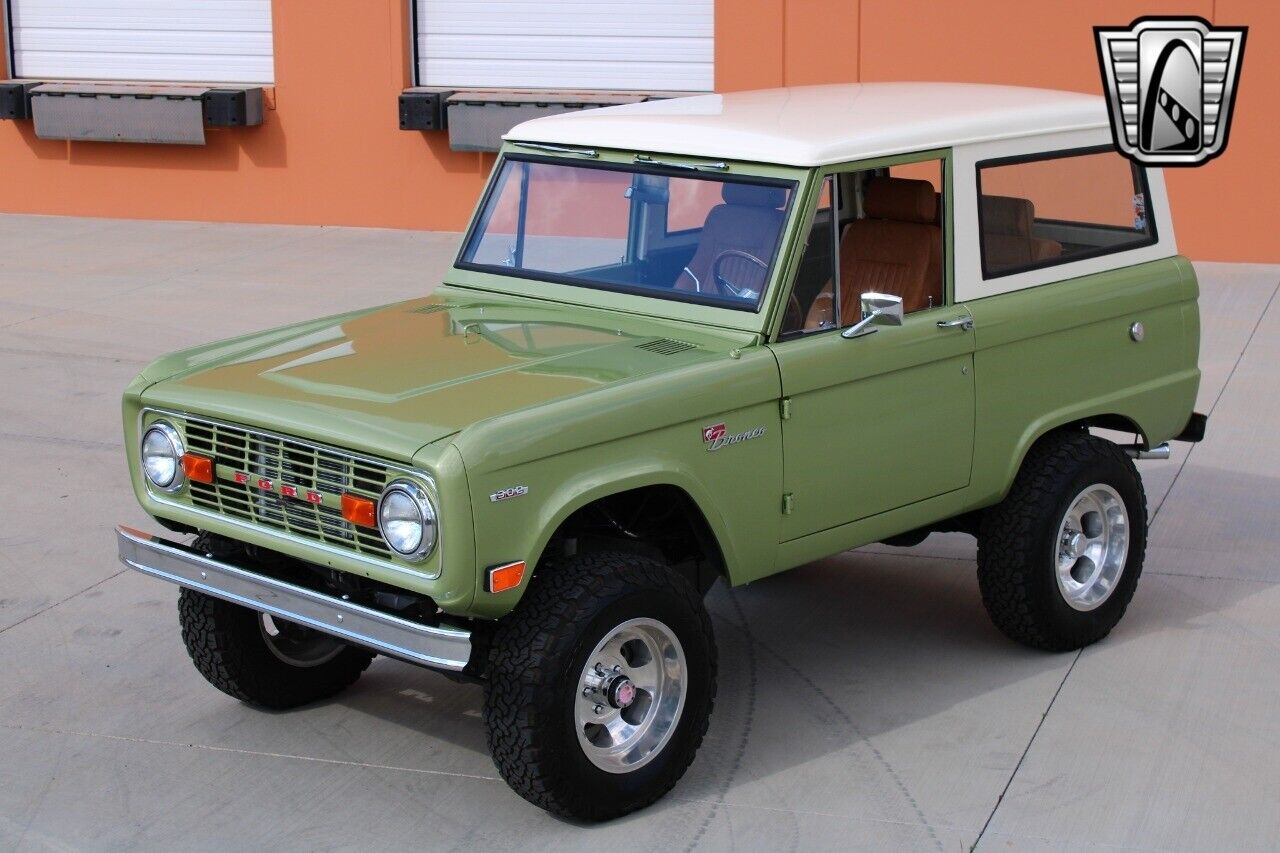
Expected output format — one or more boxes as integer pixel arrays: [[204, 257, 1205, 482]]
[[980, 195, 1062, 273], [674, 184, 788, 298], [804, 176, 941, 329]]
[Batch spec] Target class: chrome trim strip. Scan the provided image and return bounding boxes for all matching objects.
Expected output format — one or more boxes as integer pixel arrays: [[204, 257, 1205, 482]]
[[511, 141, 598, 158], [116, 526, 471, 672], [137, 407, 443, 581]]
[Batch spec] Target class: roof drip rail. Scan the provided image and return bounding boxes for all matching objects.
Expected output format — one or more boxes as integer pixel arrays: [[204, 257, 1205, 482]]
[[511, 142, 598, 158], [634, 154, 729, 172]]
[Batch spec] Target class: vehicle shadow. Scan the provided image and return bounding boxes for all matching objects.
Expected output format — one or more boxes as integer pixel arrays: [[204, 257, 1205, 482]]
[[323, 491, 1275, 836]]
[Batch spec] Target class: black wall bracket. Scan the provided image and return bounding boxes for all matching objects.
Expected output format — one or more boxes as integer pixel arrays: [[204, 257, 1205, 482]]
[[400, 88, 452, 131], [202, 88, 264, 128], [0, 81, 42, 120]]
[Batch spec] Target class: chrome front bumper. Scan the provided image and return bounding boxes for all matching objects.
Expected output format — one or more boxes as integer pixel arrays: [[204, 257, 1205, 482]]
[[116, 526, 472, 671]]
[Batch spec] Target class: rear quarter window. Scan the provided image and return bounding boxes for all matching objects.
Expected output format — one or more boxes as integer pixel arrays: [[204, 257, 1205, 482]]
[[975, 147, 1156, 279]]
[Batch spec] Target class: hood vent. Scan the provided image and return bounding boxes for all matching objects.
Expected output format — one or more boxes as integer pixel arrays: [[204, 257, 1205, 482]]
[[636, 338, 697, 355], [411, 304, 451, 315]]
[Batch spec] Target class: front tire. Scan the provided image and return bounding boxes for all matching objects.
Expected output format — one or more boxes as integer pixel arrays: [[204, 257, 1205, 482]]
[[178, 589, 374, 709], [977, 431, 1148, 651], [483, 552, 716, 821]]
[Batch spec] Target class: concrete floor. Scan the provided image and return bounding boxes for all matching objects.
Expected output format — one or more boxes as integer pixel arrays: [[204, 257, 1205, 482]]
[[1, 214, 1278, 852]]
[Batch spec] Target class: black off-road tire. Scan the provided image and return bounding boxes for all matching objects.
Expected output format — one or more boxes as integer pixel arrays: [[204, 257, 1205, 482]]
[[178, 589, 374, 709], [483, 552, 717, 821], [977, 431, 1148, 652]]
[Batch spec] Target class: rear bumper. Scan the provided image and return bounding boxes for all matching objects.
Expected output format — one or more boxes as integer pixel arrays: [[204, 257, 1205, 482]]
[[116, 526, 472, 672]]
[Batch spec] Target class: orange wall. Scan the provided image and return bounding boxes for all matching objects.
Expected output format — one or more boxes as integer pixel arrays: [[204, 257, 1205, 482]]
[[0, 1, 491, 231], [0, 0, 1274, 261]]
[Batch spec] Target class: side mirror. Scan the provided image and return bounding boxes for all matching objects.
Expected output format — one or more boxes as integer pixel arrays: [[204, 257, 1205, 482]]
[[841, 292, 904, 339]]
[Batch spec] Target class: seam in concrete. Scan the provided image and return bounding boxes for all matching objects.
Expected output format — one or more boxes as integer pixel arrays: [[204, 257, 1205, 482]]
[[0, 345, 148, 365], [0, 570, 124, 637], [1148, 569, 1278, 585], [0, 431, 119, 451], [0, 722, 503, 782], [970, 649, 1083, 851]]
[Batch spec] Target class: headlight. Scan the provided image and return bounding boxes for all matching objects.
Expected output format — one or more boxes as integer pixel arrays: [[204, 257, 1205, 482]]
[[378, 480, 437, 561], [141, 421, 185, 491]]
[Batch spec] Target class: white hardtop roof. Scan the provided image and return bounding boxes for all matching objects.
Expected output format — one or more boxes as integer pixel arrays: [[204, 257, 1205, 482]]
[[505, 83, 1109, 167]]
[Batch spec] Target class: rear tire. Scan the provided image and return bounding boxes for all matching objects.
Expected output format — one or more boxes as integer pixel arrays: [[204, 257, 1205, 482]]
[[178, 589, 374, 709], [977, 431, 1148, 651], [483, 552, 716, 821]]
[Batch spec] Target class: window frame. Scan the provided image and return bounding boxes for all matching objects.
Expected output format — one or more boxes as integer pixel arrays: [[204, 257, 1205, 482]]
[[455, 153, 799, 314], [772, 147, 953, 342], [974, 144, 1159, 281]]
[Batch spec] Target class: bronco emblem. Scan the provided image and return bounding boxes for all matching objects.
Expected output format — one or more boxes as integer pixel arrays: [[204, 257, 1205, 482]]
[[703, 423, 766, 452]]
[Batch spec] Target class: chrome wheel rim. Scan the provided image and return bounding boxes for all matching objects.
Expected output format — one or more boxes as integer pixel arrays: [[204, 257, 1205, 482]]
[[575, 617, 687, 774], [260, 613, 345, 667], [1054, 483, 1130, 611]]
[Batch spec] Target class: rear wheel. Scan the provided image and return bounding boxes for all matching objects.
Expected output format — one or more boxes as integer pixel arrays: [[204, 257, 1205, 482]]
[[483, 552, 716, 821], [178, 589, 374, 709], [977, 431, 1148, 651]]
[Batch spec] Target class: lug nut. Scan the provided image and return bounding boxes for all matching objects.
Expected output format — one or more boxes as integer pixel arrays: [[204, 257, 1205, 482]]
[[593, 704, 604, 714]]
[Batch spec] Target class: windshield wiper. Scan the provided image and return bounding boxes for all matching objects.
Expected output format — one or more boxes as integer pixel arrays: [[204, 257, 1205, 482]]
[[634, 154, 729, 172], [512, 142, 599, 158]]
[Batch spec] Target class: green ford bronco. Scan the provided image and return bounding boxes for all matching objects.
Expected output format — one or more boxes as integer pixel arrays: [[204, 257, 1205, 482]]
[[118, 83, 1205, 820]]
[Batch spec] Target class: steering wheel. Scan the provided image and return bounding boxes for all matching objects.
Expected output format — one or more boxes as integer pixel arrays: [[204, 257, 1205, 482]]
[[710, 250, 769, 301]]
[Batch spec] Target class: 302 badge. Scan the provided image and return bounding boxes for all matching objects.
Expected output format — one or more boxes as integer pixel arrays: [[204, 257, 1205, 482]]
[[489, 485, 530, 503]]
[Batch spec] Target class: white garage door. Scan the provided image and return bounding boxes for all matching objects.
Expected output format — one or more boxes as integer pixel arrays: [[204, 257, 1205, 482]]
[[415, 0, 713, 92], [7, 0, 274, 84]]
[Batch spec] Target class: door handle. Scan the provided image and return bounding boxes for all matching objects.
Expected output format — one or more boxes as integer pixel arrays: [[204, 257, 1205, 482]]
[[937, 316, 974, 331]]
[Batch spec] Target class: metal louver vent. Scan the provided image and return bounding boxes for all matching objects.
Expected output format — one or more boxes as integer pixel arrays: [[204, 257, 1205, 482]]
[[635, 338, 697, 355], [411, 304, 451, 315]]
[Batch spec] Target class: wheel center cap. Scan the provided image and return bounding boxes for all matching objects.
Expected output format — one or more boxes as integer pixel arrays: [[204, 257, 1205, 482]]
[[608, 677, 637, 709], [1064, 531, 1088, 558]]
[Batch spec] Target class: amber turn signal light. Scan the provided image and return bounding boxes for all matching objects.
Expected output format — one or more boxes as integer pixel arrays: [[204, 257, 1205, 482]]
[[487, 561, 526, 594], [341, 493, 377, 527], [181, 453, 214, 484]]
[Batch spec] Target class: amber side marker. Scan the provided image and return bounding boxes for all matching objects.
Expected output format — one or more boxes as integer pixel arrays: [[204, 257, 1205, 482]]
[[341, 494, 377, 527], [181, 453, 214, 484], [487, 561, 527, 593]]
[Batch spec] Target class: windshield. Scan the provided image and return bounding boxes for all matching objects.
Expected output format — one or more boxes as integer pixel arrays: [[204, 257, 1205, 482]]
[[459, 157, 796, 311]]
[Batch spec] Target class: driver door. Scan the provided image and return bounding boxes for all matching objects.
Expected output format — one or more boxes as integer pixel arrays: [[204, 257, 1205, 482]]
[[770, 155, 976, 542]]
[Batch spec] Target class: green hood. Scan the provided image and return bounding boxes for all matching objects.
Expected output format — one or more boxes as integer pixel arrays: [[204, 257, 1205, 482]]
[[139, 288, 747, 461]]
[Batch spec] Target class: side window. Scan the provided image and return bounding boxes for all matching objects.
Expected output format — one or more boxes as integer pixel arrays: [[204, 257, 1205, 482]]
[[976, 147, 1155, 278], [882, 158, 944, 313], [780, 176, 838, 337]]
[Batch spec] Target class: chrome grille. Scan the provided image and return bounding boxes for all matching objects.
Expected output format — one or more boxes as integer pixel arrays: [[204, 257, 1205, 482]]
[[178, 416, 395, 559]]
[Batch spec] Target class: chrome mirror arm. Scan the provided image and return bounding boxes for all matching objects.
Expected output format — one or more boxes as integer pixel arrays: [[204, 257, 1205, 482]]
[[841, 310, 884, 339]]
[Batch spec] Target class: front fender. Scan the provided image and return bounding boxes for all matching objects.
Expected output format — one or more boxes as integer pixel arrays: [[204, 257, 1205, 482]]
[[453, 350, 784, 619]]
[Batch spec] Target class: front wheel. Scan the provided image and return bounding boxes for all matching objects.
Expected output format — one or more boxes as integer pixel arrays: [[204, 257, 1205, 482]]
[[178, 589, 374, 709], [977, 431, 1148, 651], [483, 552, 716, 821]]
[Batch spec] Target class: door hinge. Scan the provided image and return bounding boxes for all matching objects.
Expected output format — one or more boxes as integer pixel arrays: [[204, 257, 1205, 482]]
[[782, 492, 794, 515], [779, 397, 792, 420]]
